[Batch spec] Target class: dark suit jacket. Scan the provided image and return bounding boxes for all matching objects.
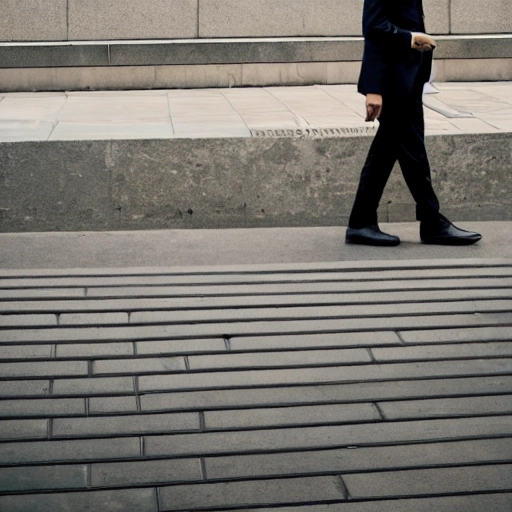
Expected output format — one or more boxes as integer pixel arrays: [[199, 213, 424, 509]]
[[358, 0, 432, 99]]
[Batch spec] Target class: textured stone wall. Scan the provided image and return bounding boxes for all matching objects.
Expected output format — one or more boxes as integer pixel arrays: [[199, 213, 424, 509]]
[[0, 0, 510, 42], [1, 134, 510, 232]]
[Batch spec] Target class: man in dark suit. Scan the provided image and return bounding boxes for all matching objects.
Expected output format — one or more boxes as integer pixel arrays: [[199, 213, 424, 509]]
[[346, 0, 482, 246]]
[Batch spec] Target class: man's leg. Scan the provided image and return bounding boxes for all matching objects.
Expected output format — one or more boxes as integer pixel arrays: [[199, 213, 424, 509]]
[[348, 120, 398, 229], [395, 94, 481, 244], [395, 94, 440, 222]]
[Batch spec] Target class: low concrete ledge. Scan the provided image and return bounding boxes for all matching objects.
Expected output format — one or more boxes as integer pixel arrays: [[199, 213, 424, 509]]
[[1, 35, 511, 69], [1, 133, 510, 232]]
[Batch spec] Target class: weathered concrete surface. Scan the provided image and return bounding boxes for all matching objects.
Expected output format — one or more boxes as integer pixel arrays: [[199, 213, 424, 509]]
[[0, 133, 510, 233], [67, 0, 198, 40], [198, 0, 362, 38], [0, 0, 67, 42], [0, 223, 511, 269], [3, 36, 512, 69], [1, 0, 505, 42], [451, 0, 512, 34]]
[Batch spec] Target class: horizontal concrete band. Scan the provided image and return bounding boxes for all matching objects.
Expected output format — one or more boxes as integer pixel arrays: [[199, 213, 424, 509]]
[[2, 36, 512, 68], [2, 0, 511, 41], [1, 133, 511, 232]]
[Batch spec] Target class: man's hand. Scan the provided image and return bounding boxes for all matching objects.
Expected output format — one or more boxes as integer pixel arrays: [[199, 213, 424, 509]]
[[411, 32, 437, 51], [366, 93, 383, 122]]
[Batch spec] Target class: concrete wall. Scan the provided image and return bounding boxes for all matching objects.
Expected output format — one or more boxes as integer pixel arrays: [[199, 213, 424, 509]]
[[1, 134, 510, 232], [1, 0, 510, 42]]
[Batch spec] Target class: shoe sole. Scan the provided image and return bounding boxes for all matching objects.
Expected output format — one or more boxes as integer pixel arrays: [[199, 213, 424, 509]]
[[421, 236, 482, 246], [346, 237, 401, 247]]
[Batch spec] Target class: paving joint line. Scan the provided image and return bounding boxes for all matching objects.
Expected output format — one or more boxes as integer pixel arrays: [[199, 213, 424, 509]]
[[337, 474, 351, 499], [134, 376, 142, 413]]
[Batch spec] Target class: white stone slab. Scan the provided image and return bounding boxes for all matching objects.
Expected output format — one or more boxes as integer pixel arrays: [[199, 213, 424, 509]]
[[57, 96, 171, 122], [0, 120, 55, 142], [48, 121, 174, 141], [0, 97, 67, 121]]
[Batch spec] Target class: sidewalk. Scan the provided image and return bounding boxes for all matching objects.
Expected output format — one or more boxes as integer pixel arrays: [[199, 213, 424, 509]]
[[1, 82, 512, 142]]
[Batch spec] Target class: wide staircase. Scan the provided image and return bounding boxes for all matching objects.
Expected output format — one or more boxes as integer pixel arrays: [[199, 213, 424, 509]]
[[0, 257, 511, 510]]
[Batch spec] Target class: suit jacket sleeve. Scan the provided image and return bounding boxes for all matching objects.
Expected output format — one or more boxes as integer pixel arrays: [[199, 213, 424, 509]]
[[363, 0, 412, 50], [359, 0, 414, 95]]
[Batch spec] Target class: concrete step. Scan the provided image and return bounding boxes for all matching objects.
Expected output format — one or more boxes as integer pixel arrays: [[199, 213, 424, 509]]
[[1, 82, 511, 232], [0, 257, 511, 510], [2, 35, 512, 91]]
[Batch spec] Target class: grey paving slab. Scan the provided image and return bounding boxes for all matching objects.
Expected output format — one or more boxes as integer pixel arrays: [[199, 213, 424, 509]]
[[204, 403, 381, 430], [86, 277, 512, 297], [1, 287, 511, 313], [89, 396, 138, 414], [378, 395, 512, 420], [59, 312, 129, 325], [0, 437, 141, 464], [144, 416, 512, 457], [0, 419, 48, 440], [239, 493, 512, 512], [93, 357, 186, 376], [158, 476, 346, 511], [342, 464, 512, 498], [0, 488, 158, 512], [372, 342, 512, 361], [0, 398, 85, 418], [0, 314, 56, 327], [52, 412, 200, 438], [0, 345, 53, 360], [230, 332, 401, 351], [0, 360, 88, 378], [0, 257, 507, 276], [3, 264, 501, 286], [130, 299, 512, 325], [136, 338, 227, 355], [3, 312, 511, 343], [189, 349, 372, 371], [401, 325, 512, 344], [205, 438, 512, 479], [140, 376, 512, 411], [56, 342, 134, 358], [139, 359, 512, 392], [0, 464, 87, 492], [9, 264, 506, 288], [52, 377, 134, 396], [0, 288, 85, 299], [91, 458, 202, 487], [0, 380, 50, 397]]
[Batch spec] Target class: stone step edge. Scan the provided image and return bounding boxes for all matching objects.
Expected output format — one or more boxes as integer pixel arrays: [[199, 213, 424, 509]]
[[0, 257, 510, 278], [1, 35, 511, 69]]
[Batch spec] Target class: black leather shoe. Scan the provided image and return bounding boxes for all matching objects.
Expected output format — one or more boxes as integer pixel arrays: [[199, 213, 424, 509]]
[[346, 225, 400, 246], [420, 216, 482, 245]]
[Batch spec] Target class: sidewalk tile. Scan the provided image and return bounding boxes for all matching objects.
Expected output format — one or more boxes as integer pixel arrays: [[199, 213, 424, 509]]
[[342, 464, 512, 498], [0, 488, 158, 512], [52, 412, 200, 437], [158, 476, 346, 510]]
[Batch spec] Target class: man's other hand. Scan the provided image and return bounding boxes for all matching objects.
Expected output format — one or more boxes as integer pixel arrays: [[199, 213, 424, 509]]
[[366, 93, 383, 122], [411, 32, 437, 51]]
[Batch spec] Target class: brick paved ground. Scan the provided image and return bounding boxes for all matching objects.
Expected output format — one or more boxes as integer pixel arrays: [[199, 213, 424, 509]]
[[0, 258, 511, 511]]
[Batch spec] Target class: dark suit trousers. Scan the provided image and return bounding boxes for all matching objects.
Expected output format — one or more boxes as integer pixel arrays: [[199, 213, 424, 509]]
[[348, 89, 440, 228]]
